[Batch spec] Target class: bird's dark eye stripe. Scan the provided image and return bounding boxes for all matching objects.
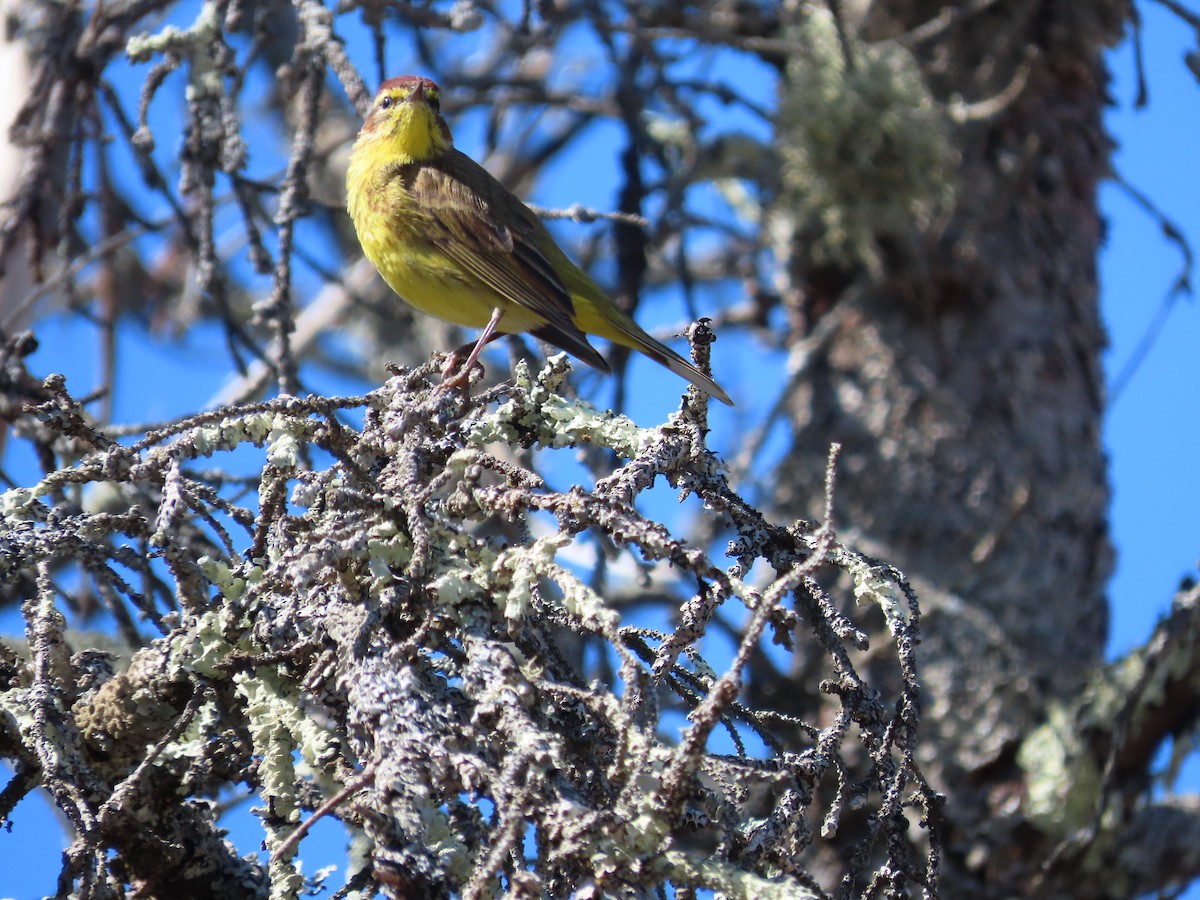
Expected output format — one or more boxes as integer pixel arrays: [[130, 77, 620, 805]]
[[427, 94, 441, 112]]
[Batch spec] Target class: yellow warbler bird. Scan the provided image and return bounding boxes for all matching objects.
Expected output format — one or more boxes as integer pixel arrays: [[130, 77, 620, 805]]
[[346, 75, 733, 406]]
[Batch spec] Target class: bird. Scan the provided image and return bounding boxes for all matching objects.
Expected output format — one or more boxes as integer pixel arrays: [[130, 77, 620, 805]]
[[345, 75, 733, 406]]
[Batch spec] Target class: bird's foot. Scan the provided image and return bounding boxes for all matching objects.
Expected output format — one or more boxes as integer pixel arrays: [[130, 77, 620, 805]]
[[438, 309, 505, 394], [440, 345, 485, 390]]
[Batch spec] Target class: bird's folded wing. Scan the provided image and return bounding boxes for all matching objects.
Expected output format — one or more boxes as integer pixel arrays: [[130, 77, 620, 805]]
[[411, 157, 584, 342]]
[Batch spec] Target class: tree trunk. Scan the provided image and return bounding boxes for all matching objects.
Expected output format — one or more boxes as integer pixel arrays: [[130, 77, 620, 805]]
[[771, 1, 1126, 894]]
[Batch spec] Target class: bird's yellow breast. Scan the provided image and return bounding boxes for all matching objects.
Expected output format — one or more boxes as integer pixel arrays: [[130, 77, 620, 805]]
[[347, 138, 547, 333]]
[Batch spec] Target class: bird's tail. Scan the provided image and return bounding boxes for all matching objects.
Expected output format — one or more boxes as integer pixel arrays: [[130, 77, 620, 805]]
[[637, 337, 734, 406], [568, 292, 734, 405]]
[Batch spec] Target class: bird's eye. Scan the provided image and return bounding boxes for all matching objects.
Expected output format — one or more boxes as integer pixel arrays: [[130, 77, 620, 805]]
[[379, 95, 392, 110], [427, 93, 441, 113]]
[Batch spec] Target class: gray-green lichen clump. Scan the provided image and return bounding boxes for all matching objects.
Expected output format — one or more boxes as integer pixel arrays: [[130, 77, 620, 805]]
[[777, 8, 956, 275]]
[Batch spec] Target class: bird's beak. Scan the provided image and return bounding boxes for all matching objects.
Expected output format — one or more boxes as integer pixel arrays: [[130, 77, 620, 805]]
[[410, 81, 425, 105]]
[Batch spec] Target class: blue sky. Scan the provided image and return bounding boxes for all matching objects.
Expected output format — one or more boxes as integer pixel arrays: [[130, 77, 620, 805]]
[[2, 4, 1199, 897], [1101, 14, 1200, 892], [1101, 5, 1200, 655]]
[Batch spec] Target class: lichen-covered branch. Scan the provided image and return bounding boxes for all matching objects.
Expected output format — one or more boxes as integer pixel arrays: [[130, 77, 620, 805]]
[[0, 348, 935, 897]]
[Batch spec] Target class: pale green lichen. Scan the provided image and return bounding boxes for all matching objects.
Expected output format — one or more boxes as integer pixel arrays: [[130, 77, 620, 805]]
[[491, 536, 619, 631], [160, 694, 223, 768], [193, 411, 277, 457], [556, 564, 619, 632], [197, 555, 261, 602], [155, 558, 340, 898], [0, 487, 39, 519], [714, 176, 763, 226], [578, 735, 827, 896], [585, 801, 669, 882], [539, 394, 652, 455], [1077, 638, 1198, 793], [237, 668, 344, 816], [422, 530, 502, 608], [777, 7, 955, 275], [366, 522, 415, 584], [241, 412, 275, 444], [266, 416, 305, 469], [470, 357, 655, 456], [644, 113, 691, 149], [443, 447, 484, 472], [846, 556, 910, 634], [80, 481, 128, 515], [174, 602, 253, 677], [428, 569, 487, 606], [1017, 703, 1103, 837], [346, 827, 374, 886], [266, 854, 305, 900], [126, 0, 222, 104], [415, 800, 473, 882], [492, 534, 571, 620]]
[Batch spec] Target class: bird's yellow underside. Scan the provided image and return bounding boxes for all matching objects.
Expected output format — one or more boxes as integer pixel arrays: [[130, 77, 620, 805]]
[[350, 133, 624, 340]]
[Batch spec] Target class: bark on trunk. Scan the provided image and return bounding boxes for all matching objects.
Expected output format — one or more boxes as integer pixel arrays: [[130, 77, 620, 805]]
[[770, 1, 1124, 893]]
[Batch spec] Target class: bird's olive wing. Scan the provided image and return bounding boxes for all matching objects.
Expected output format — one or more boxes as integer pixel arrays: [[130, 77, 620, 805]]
[[411, 153, 582, 338]]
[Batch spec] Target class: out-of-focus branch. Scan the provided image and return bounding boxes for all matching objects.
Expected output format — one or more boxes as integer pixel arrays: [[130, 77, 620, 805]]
[[1015, 583, 1200, 896]]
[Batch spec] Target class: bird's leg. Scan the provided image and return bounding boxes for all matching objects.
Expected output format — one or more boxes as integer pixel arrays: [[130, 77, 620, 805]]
[[442, 307, 505, 387]]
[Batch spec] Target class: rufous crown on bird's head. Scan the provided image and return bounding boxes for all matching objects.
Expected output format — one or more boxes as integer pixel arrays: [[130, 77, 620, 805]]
[[359, 75, 453, 152]]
